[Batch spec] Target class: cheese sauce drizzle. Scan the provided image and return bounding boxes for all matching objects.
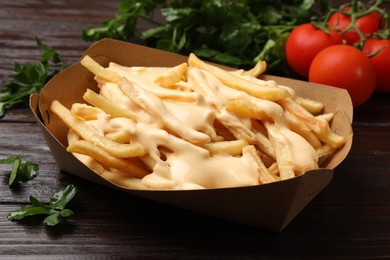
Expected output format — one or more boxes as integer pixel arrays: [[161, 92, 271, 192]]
[[78, 63, 319, 190]]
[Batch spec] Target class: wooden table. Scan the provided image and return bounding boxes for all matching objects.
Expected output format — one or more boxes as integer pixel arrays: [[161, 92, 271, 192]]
[[1, 1, 390, 259]]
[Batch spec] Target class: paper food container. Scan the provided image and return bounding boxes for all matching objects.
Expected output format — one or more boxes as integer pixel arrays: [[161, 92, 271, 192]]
[[30, 39, 353, 231]]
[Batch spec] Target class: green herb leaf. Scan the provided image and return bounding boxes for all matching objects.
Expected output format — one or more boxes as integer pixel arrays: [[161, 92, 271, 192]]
[[8, 204, 52, 220], [0, 37, 67, 118], [0, 156, 39, 186], [60, 209, 75, 218], [49, 184, 78, 211], [43, 212, 61, 226], [30, 195, 50, 209], [7, 185, 77, 226], [82, 0, 164, 41], [8, 157, 21, 186]]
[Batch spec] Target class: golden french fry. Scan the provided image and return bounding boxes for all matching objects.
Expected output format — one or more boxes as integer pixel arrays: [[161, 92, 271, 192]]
[[51, 100, 145, 158], [216, 112, 257, 144], [108, 62, 172, 75], [203, 139, 248, 156], [243, 60, 267, 78], [105, 130, 132, 144], [278, 97, 346, 149], [70, 103, 102, 121], [80, 55, 122, 83], [295, 96, 324, 115], [226, 99, 272, 122], [68, 130, 148, 189], [268, 162, 279, 176], [100, 170, 147, 190], [67, 140, 148, 178], [67, 128, 81, 145], [316, 112, 334, 122], [242, 145, 279, 184], [154, 63, 188, 88], [254, 131, 276, 160], [316, 144, 336, 158], [83, 88, 137, 120], [72, 151, 106, 176], [284, 112, 322, 149], [226, 100, 284, 158], [250, 119, 276, 159], [68, 130, 110, 176], [264, 122, 296, 180], [188, 53, 289, 101]]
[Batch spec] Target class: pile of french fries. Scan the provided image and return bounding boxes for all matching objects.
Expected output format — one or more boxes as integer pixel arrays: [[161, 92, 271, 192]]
[[50, 53, 346, 190]]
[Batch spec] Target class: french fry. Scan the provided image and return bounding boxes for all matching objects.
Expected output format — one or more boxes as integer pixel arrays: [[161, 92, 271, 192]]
[[278, 97, 346, 149], [226, 99, 272, 122], [268, 162, 279, 176], [203, 139, 248, 156], [154, 63, 188, 88], [316, 112, 334, 122], [253, 131, 276, 160], [242, 145, 279, 184], [243, 60, 267, 78], [68, 129, 113, 177], [284, 112, 322, 149], [295, 96, 324, 115], [216, 111, 257, 144], [264, 122, 295, 180], [316, 144, 336, 158], [69, 129, 148, 189], [100, 170, 147, 190], [188, 53, 290, 101], [67, 140, 148, 178], [67, 128, 81, 145], [105, 130, 132, 144], [83, 88, 137, 120], [72, 151, 106, 176], [250, 119, 276, 159], [80, 55, 121, 83], [108, 62, 171, 75], [51, 100, 145, 158], [70, 103, 102, 121]]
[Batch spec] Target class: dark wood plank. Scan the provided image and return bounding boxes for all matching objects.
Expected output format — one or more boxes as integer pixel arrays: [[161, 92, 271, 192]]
[[1, 0, 390, 259], [0, 0, 120, 83]]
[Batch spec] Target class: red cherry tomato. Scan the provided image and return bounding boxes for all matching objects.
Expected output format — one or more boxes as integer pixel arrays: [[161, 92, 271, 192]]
[[285, 23, 342, 78], [327, 8, 383, 45], [309, 45, 377, 108], [363, 38, 390, 92]]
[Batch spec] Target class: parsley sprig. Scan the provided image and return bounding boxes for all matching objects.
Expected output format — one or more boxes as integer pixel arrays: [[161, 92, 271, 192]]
[[7, 185, 77, 226], [83, 0, 329, 73], [2, 156, 77, 226], [82, 0, 163, 41], [0, 156, 38, 186], [0, 37, 67, 118]]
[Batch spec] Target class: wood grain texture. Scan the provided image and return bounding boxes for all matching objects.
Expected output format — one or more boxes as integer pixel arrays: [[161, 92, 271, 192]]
[[1, 1, 390, 259]]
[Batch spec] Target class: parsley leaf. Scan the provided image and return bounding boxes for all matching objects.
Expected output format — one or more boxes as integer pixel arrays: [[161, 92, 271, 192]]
[[0, 37, 67, 118], [0, 156, 39, 186], [82, 0, 164, 41], [8, 185, 77, 226]]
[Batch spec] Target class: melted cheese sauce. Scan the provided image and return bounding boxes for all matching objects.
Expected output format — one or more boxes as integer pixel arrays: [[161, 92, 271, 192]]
[[77, 63, 318, 190]]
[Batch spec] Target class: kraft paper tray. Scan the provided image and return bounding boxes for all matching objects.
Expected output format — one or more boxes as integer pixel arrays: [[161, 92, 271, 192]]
[[30, 39, 353, 231]]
